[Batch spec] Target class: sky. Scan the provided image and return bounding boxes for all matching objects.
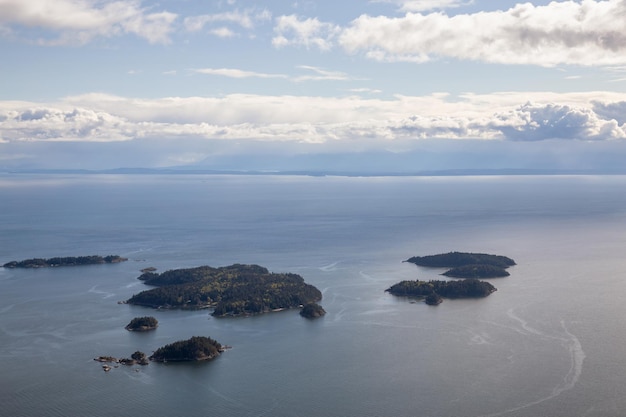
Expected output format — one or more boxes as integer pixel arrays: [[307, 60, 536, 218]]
[[1, 0, 626, 173]]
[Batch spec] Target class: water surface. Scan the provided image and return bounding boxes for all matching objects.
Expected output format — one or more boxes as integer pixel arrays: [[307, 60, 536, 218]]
[[1, 174, 626, 417]]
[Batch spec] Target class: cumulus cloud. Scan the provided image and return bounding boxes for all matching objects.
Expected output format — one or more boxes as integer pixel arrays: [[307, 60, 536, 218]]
[[0, 0, 177, 45], [272, 14, 340, 50], [1, 107, 130, 142], [592, 101, 626, 125], [490, 102, 626, 141], [275, 0, 626, 67]]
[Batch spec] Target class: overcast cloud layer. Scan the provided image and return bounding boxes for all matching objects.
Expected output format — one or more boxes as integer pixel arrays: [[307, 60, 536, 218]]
[[1, 0, 626, 172]]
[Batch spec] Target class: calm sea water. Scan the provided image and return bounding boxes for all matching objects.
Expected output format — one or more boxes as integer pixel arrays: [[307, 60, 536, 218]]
[[1, 174, 626, 417]]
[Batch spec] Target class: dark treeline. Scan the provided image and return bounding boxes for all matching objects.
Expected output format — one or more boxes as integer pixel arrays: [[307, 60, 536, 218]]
[[442, 264, 510, 278], [406, 252, 515, 268], [127, 264, 322, 317], [405, 252, 515, 279], [125, 316, 158, 331], [149, 336, 223, 362], [386, 279, 496, 301]]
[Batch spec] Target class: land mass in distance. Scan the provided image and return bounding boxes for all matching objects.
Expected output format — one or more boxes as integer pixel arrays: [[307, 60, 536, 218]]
[[3, 255, 128, 268]]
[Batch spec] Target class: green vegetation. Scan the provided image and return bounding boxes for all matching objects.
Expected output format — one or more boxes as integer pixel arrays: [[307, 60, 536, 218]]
[[3, 255, 127, 268], [406, 252, 515, 268], [149, 336, 223, 362], [442, 264, 510, 278], [127, 264, 322, 317], [386, 279, 496, 304], [300, 303, 326, 319], [125, 316, 158, 331], [405, 251, 515, 279]]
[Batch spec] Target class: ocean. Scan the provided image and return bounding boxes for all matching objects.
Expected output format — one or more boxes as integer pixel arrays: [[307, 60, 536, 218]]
[[1, 174, 626, 417]]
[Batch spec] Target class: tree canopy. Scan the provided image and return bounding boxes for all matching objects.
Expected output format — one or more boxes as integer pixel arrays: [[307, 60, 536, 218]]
[[125, 316, 158, 331], [149, 336, 223, 362], [386, 279, 496, 304], [127, 264, 322, 317], [405, 252, 515, 268], [442, 264, 510, 278], [405, 252, 515, 279]]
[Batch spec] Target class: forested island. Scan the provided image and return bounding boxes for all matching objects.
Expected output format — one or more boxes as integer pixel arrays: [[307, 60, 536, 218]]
[[386, 279, 496, 305], [3, 255, 127, 268], [405, 252, 515, 278], [125, 316, 158, 331], [149, 336, 224, 362], [126, 263, 323, 317]]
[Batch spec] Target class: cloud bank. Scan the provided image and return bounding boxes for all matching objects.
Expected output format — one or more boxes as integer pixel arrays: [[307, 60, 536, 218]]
[[2, 92, 625, 171], [276, 0, 626, 66], [1, 93, 625, 145]]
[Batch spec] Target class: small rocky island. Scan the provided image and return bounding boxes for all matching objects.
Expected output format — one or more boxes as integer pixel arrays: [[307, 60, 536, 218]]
[[3, 255, 127, 268], [94, 351, 149, 371], [405, 251, 515, 278], [149, 336, 224, 362], [126, 263, 324, 317], [125, 316, 158, 332], [300, 303, 326, 319], [386, 279, 496, 305], [95, 336, 225, 370]]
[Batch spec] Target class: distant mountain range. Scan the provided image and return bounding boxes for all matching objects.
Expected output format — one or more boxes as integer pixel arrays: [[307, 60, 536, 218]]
[[4, 167, 626, 177]]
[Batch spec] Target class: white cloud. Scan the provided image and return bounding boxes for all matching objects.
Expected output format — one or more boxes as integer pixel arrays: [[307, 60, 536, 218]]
[[292, 65, 351, 82], [348, 88, 383, 94], [0, 0, 177, 45], [194, 68, 288, 79], [592, 101, 626, 125], [210, 27, 236, 38], [276, 1, 626, 67], [340, 1, 626, 66], [272, 14, 340, 51], [1, 92, 625, 147], [194, 65, 352, 82], [1, 106, 130, 142], [489, 102, 626, 141], [184, 8, 271, 32], [2, 92, 626, 170], [372, 0, 471, 12]]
